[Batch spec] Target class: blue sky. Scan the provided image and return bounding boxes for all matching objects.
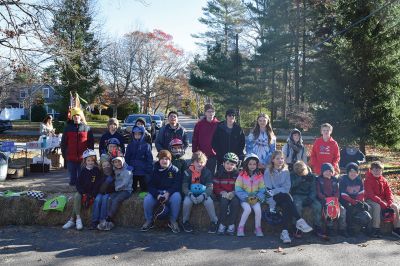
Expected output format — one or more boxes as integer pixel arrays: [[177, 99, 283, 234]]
[[98, 0, 208, 54]]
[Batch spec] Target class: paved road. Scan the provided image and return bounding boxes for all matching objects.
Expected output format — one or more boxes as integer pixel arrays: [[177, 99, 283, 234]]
[[1, 226, 400, 265]]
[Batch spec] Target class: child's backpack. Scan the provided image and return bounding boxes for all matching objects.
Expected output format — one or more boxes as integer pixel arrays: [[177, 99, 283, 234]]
[[323, 197, 340, 221]]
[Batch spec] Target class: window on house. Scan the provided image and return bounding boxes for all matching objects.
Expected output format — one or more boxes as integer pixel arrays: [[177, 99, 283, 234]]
[[43, 88, 50, 98], [20, 90, 27, 98]]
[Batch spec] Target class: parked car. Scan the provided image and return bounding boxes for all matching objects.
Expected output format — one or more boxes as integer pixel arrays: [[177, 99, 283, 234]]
[[151, 115, 163, 129], [121, 114, 156, 142], [0, 120, 12, 133]]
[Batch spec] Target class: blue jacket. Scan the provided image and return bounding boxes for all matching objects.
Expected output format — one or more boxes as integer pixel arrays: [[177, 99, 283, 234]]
[[125, 126, 153, 176], [148, 162, 180, 198], [99, 131, 125, 155], [76, 166, 103, 197]]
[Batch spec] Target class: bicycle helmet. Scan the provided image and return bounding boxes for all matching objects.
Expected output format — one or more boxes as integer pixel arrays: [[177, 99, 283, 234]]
[[223, 152, 239, 164]]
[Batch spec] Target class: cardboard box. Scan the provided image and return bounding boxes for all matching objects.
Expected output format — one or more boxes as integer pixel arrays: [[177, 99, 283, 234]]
[[48, 153, 64, 168], [7, 165, 25, 179]]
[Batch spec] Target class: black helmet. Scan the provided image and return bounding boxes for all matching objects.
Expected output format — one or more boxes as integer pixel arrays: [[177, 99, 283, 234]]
[[353, 210, 372, 227], [262, 209, 283, 225]]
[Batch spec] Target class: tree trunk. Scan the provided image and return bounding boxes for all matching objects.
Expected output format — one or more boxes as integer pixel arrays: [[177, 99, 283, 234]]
[[301, 0, 307, 103], [113, 105, 118, 118], [359, 138, 366, 155], [294, 0, 300, 105], [271, 61, 276, 123]]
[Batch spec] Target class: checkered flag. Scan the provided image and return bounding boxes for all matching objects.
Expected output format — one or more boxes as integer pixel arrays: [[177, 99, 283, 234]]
[[26, 191, 45, 200]]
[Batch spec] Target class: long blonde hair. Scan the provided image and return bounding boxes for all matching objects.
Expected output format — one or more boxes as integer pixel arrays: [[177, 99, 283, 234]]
[[268, 150, 287, 174]]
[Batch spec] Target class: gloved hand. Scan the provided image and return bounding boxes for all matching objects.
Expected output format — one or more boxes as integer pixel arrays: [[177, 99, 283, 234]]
[[265, 190, 273, 198], [248, 196, 258, 205], [220, 191, 228, 199], [189, 192, 197, 203], [226, 191, 235, 200]]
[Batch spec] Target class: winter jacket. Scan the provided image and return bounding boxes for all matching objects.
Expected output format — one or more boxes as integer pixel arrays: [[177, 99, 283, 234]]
[[99, 131, 125, 155], [155, 123, 188, 152], [364, 170, 394, 209], [125, 126, 153, 176], [213, 167, 238, 196], [290, 169, 317, 198], [171, 157, 187, 189], [310, 137, 340, 175], [192, 117, 219, 157], [339, 174, 364, 206], [212, 121, 245, 164], [61, 121, 94, 162], [263, 168, 291, 196], [235, 170, 265, 202], [316, 176, 339, 202], [76, 166, 103, 197], [182, 165, 213, 196], [339, 147, 365, 168], [282, 143, 308, 165], [246, 131, 276, 166], [148, 162, 180, 199], [114, 163, 133, 193]]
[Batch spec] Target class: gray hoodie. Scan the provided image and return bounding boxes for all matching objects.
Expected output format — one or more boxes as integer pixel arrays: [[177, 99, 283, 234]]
[[113, 157, 133, 193], [263, 167, 291, 210]]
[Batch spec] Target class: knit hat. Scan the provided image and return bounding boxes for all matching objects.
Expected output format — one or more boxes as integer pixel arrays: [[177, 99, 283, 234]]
[[135, 117, 146, 126], [157, 150, 172, 161], [204, 103, 215, 112], [108, 118, 119, 128], [346, 162, 359, 174], [321, 163, 334, 174], [225, 109, 236, 117]]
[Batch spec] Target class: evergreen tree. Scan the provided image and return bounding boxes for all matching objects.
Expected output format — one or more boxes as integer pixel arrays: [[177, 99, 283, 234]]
[[307, 0, 400, 152], [52, 0, 101, 118]]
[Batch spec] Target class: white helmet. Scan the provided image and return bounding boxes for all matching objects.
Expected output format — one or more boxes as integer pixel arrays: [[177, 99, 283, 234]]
[[83, 149, 96, 159], [244, 153, 259, 163]]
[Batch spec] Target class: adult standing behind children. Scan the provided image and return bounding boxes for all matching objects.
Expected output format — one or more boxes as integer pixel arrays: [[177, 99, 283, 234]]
[[246, 113, 276, 170], [40, 115, 55, 136], [282, 128, 307, 172], [310, 123, 340, 175], [155, 111, 189, 152], [61, 107, 94, 186], [99, 118, 125, 155], [192, 104, 219, 174], [212, 109, 245, 167]]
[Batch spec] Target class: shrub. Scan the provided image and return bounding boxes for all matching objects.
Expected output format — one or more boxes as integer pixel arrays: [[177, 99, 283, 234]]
[[31, 105, 47, 122]]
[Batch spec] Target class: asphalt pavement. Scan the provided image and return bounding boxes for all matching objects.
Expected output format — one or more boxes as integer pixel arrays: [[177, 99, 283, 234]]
[[1, 225, 400, 266]]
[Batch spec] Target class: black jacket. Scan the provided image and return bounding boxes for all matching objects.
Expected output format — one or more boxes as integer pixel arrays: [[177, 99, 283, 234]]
[[211, 121, 245, 164]]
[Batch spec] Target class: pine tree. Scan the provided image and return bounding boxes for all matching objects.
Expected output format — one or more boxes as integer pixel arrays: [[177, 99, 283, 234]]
[[307, 0, 400, 152], [52, 0, 101, 118]]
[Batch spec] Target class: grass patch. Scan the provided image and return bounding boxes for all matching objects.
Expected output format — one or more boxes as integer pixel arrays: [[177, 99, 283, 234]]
[[87, 121, 108, 128]]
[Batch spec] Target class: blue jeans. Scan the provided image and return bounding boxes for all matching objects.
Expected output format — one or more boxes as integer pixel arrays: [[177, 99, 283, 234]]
[[92, 194, 110, 224], [143, 192, 181, 222], [67, 161, 81, 185], [107, 191, 131, 219]]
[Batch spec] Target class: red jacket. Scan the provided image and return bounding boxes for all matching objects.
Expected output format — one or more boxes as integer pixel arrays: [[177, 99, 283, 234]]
[[61, 122, 94, 162], [364, 170, 393, 209], [213, 167, 238, 196], [310, 137, 340, 175], [192, 117, 219, 157]]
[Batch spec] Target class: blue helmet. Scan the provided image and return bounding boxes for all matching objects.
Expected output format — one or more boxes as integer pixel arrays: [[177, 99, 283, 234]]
[[107, 138, 120, 146], [190, 183, 206, 195], [132, 125, 145, 134], [262, 209, 283, 225]]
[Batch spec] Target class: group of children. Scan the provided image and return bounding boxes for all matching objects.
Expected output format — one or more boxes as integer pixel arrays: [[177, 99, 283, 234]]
[[62, 117, 400, 244]]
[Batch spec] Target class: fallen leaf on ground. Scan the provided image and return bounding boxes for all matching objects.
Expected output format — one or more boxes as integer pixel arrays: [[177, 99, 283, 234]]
[[180, 246, 187, 250], [274, 247, 284, 253], [112, 256, 119, 260], [297, 248, 303, 251], [259, 249, 268, 253], [358, 243, 368, 247]]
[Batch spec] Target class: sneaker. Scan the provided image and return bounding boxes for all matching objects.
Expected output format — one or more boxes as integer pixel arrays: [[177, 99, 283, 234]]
[[97, 220, 107, 231], [227, 224, 235, 236], [296, 218, 313, 233], [371, 228, 381, 238], [168, 221, 180, 234], [217, 224, 226, 235], [140, 221, 154, 232], [182, 221, 193, 233], [255, 227, 264, 237], [76, 218, 83, 230], [237, 226, 245, 237], [392, 228, 400, 238], [104, 221, 114, 231], [208, 221, 218, 234], [62, 220, 75, 230], [280, 229, 291, 244]]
